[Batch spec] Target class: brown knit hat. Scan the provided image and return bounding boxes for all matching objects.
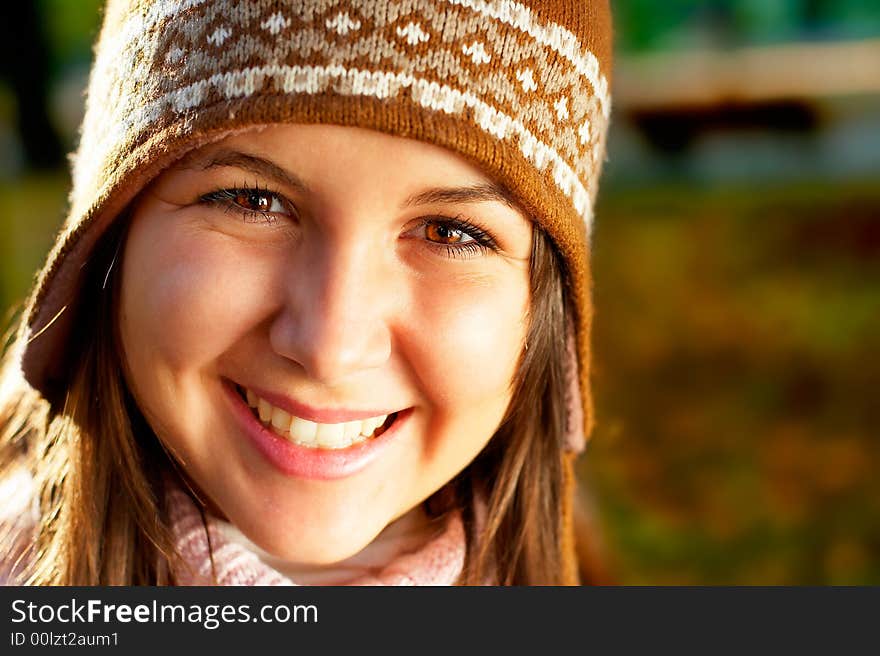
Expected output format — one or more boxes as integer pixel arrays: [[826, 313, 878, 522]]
[[16, 0, 612, 583]]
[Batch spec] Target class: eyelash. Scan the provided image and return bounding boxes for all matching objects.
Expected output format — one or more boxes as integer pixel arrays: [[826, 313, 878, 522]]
[[416, 216, 499, 259], [199, 184, 290, 224], [198, 186, 500, 258]]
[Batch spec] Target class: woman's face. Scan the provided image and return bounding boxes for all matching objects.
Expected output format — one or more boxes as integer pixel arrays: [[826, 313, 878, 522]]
[[120, 124, 532, 564]]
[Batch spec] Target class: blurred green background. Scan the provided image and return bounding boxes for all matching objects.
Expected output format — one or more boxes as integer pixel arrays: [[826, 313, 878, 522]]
[[1, 2, 878, 584]]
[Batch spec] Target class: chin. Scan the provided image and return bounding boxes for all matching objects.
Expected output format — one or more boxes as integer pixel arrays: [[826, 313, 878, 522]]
[[288, 540, 369, 565], [260, 526, 377, 565], [228, 499, 388, 565]]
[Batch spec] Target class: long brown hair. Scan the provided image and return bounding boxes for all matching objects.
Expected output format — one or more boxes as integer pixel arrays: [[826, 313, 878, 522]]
[[0, 217, 180, 584], [0, 212, 580, 585], [452, 225, 573, 584]]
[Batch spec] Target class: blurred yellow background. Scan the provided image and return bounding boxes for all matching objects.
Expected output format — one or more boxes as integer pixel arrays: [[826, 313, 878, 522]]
[[1, 1, 878, 584]]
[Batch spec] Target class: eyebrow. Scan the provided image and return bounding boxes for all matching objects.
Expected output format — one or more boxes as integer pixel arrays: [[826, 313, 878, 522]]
[[181, 148, 519, 210], [184, 149, 311, 193], [402, 183, 518, 209]]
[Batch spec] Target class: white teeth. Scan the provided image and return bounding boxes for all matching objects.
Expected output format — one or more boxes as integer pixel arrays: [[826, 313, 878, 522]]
[[271, 407, 292, 432], [243, 388, 392, 449], [343, 421, 362, 441], [258, 399, 272, 423], [289, 417, 318, 446], [315, 422, 348, 449]]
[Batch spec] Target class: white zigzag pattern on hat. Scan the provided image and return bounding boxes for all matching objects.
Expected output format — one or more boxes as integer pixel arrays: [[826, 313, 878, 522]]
[[441, 0, 610, 119]]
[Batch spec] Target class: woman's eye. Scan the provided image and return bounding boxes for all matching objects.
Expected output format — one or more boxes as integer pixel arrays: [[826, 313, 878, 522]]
[[415, 217, 499, 259], [233, 190, 285, 214], [200, 187, 292, 223], [425, 222, 474, 245]]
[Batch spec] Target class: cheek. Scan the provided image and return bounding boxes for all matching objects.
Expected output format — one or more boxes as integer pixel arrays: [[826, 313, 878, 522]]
[[120, 220, 276, 376], [408, 272, 529, 423]]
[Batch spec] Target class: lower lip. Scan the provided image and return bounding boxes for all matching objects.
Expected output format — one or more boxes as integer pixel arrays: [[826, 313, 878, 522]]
[[221, 380, 409, 480]]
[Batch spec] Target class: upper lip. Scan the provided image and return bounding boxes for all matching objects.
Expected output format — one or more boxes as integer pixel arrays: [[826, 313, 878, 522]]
[[232, 380, 407, 424]]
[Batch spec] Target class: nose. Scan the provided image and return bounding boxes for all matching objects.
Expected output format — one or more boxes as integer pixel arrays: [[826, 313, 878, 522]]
[[269, 234, 394, 384]]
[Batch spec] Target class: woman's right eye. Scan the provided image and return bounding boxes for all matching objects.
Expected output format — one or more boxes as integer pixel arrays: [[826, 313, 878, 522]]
[[199, 187, 294, 223], [406, 216, 501, 260]]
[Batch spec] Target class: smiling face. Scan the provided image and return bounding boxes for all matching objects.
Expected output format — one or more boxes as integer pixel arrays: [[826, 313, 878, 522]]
[[119, 124, 533, 565]]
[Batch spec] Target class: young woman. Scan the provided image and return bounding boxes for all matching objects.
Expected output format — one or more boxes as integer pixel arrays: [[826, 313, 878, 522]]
[[0, 0, 612, 585]]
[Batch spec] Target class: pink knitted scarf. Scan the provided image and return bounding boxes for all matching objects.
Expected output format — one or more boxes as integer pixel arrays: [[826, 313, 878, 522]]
[[166, 485, 466, 586]]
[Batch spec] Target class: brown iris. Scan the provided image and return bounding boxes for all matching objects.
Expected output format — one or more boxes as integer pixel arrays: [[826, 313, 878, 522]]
[[426, 222, 465, 244], [233, 190, 271, 213]]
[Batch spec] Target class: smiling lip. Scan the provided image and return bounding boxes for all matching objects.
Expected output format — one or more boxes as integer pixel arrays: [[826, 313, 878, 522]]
[[221, 380, 410, 480], [244, 385, 400, 424]]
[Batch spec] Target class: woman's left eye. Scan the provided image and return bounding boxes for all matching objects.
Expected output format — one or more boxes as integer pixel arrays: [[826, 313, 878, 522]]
[[425, 222, 474, 245], [412, 217, 500, 259], [199, 187, 292, 223]]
